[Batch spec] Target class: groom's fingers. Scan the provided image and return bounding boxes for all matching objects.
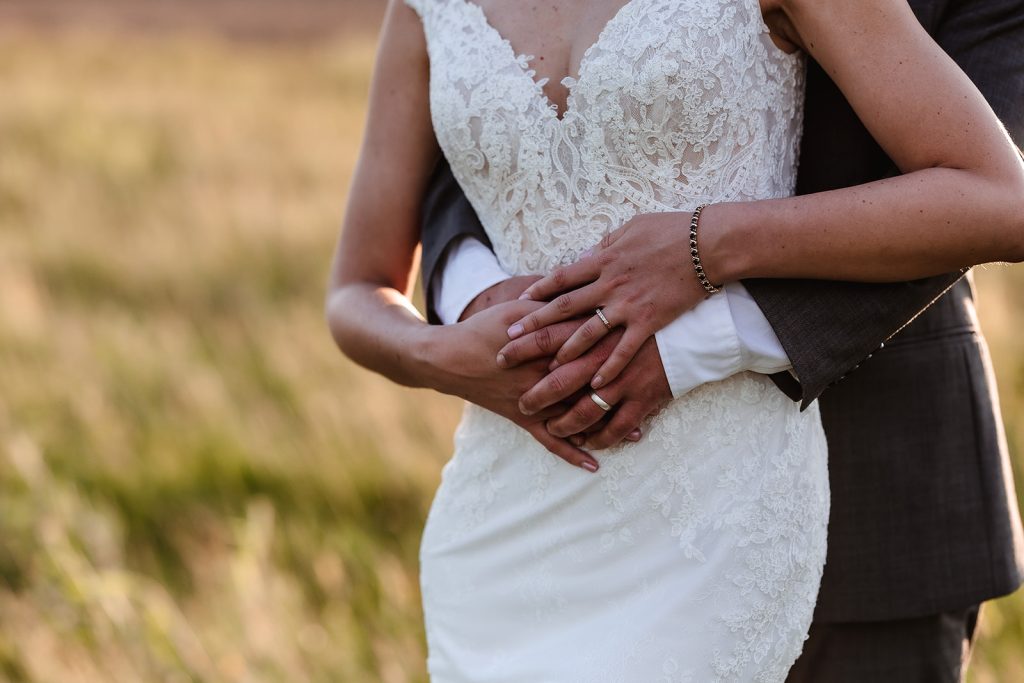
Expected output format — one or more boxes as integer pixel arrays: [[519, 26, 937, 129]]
[[532, 405, 568, 421], [586, 400, 649, 450], [545, 388, 620, 438], [496, 319, 584, 368], [518, 354, 602, 415], [518, 331, 622, 415], [591, 327, 648, 390], [552, 311, 615, 366]]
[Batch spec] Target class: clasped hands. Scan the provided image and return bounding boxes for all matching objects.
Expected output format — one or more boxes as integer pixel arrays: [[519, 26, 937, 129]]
[[445, 211, 711, 472]]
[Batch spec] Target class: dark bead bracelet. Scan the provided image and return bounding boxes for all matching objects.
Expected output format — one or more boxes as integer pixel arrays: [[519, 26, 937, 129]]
[[689, 203, 723, 295]]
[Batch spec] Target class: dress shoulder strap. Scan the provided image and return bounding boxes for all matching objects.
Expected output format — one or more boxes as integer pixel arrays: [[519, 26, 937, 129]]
[[403, 0, 431, 20]]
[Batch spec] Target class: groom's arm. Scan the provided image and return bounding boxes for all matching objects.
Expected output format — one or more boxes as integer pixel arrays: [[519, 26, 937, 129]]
[[743, 0, 1024, 408], [419, 158, 495, 323]]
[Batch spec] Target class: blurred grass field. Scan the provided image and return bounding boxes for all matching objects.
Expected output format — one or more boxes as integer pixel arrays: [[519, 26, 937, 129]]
[[0, 17, 1021, 683]]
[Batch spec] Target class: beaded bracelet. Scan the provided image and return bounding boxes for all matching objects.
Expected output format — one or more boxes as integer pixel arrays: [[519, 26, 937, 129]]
[[689, 203, 723, 295]]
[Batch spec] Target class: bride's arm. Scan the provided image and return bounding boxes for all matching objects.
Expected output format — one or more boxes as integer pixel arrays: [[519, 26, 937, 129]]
[[326, 1, 598, 470], [326, 0, 444, 387], [701, 0, 1024, 283], [506, 0, 1024, 388]]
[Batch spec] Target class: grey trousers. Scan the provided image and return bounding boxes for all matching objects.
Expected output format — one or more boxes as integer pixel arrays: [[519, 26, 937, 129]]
[[786, 605, 981, 683]]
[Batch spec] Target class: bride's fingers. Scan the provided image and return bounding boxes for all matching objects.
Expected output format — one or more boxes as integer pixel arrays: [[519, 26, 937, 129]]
[[591, 328, 649, 390], [518, 257, 600, 303], [508, 282, 603, 340], [552, 311, 615, 366], [496, 319, 583, 369], [524, 422, 599, 472], [544, 386, 621, 438]]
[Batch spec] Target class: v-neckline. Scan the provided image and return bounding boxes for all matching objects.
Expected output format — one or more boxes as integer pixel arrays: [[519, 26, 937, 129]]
[[457, 0, 645, 122]]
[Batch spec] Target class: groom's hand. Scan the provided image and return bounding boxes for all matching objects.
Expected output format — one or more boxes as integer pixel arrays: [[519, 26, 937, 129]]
[[548, 337, 671, 450], [500, 327, 672, 449], [459, 275, 541, 321]]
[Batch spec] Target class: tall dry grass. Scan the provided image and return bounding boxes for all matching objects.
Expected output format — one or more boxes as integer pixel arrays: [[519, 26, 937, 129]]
[[0, 29, 459, 682], [0, 26, 1020, 682]]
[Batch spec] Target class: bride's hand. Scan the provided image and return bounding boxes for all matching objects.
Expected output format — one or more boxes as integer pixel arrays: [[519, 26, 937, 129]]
[[434, 298, 601, 473], [503, 209, 717, 389]]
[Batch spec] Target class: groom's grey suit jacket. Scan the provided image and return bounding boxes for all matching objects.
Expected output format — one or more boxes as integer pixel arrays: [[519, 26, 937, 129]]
[[417, 0, 1024, 622]]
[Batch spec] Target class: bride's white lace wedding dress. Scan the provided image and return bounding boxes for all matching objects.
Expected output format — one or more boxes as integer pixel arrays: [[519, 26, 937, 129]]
[[405, 0, 830, 679]]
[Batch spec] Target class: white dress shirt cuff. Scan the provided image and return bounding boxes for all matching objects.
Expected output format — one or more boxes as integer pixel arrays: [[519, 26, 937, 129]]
[[725, 282, 792, 376], [432, 236, 511, 325], [654, 282, 791, 399], [655, 289, 742, 399]]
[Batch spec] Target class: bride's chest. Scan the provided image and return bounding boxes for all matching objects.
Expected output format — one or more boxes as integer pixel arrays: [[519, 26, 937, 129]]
[[464, 0, 637, 118], [421, 0, 797, 142]]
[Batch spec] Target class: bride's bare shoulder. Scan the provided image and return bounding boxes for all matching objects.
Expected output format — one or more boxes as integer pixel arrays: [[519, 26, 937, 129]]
[[378, 0, 430, 59]]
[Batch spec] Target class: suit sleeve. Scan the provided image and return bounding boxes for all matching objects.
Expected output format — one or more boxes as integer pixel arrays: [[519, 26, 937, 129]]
[[419, 157, 493, 324], [743, 0, 1024, 408]]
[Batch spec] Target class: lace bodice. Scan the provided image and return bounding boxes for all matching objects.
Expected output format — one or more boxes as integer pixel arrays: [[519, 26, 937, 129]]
[[406, 0, 805, 275]]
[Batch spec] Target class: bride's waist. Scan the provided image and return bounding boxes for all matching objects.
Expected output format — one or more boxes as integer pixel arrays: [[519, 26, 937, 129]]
[[460, 371, 817, 447]]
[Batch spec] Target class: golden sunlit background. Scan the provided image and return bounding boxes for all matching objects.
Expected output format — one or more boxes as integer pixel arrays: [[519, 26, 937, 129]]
[[0, 1, 1021, 681]]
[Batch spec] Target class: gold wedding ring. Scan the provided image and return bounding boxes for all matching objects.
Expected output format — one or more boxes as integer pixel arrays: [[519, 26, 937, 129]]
[[595, 307, 613, 330], [589, 391, 613, 412]]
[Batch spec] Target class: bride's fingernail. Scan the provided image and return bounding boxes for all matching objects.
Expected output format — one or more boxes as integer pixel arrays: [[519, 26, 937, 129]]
[[519, 402, 535, 416], [548, 359, 560, 371], [496, 353, 507, 368], [626, 429, 642, 442], [591, 374, 605, 389], [507, 323, 524, 339], [581, 461, 598, 473], [518, 291, 533, 300]]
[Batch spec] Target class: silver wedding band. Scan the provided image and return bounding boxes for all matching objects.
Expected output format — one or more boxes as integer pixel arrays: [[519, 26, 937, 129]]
[[589, 391, 613, 412], [595, 307, 612, 330]]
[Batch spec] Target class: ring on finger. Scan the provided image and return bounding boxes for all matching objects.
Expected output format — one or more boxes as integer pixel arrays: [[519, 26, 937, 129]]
[[589, 390, 613, 412], [594, 307, 613, 330]]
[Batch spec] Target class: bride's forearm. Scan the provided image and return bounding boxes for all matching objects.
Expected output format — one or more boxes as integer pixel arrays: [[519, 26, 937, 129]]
[[707, 0, 1024, 285], [701, 163, 1024, 285], [325, 283, 449, 391]]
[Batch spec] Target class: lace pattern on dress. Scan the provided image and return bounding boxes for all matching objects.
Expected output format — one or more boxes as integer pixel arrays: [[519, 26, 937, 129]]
[[406, 0, 803, 276], [407, 1, 826, 680]]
